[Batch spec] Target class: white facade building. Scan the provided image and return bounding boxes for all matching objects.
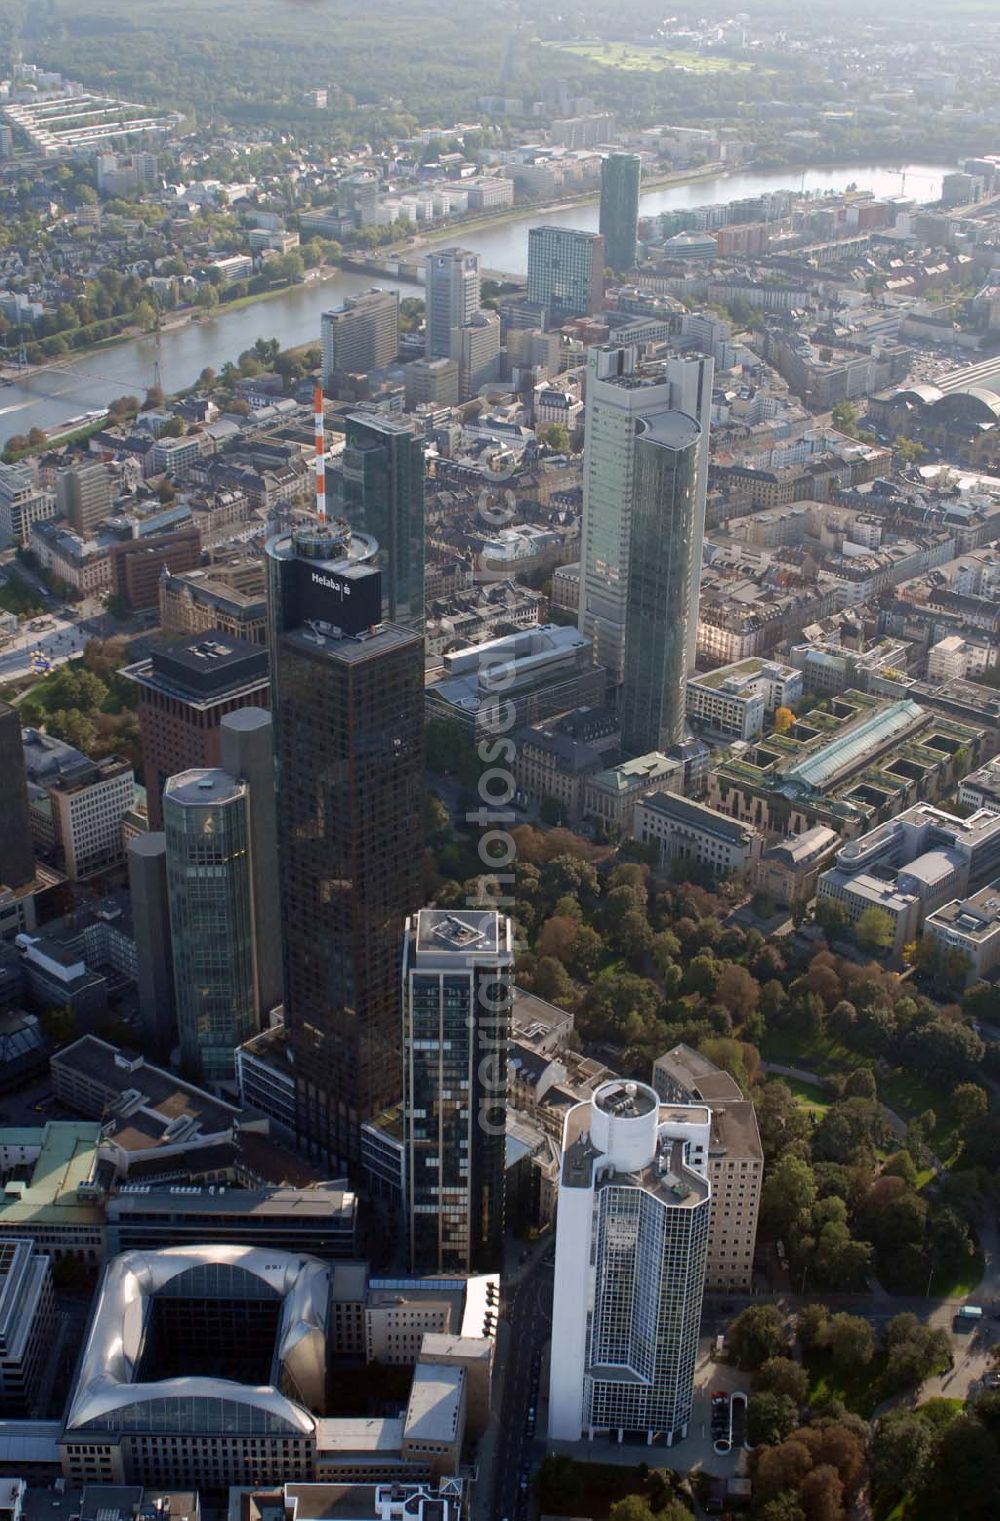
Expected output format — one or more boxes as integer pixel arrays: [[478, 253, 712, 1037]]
[[634, 792, 763, 878], [548, 1080, 710, 1446], [686, 659, 802, 742]]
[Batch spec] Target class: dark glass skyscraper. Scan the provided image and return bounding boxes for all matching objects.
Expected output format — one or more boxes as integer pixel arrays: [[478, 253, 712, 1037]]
[[266, 520, 425, 1168], [620, 412, 703, 756], [340, 412, 425, 631], [0, 698, 34, 889], [403, 910, 512, 1274], [599, 152, 641, 272]]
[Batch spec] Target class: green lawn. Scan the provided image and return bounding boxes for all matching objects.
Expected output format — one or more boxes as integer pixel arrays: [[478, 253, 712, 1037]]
[[925, 1249, 985, 1301], [877, 1070, 960, 1164], [760, 1025, 853, 1073], [778, 1076, 833, 1117], [542, 40, 752, 74], [805, 1348, 887, 1418]]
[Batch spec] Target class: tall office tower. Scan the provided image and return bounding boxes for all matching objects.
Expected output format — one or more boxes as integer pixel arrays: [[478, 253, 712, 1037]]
[[123, 633, 270, 830], [55, 461, 113, 538], [266, 521, 425, 1167], [403, 909, 513, 1274], [425, 248, 480, 358], [340, 413, 426, 630], [163, 769, 259, 1085], [548, 1080, 711, 1445], [0, 700, 35, 890], [220, 707, 283, 1019], [578, 345, 713, 691], [450, 309, 501, 402], [619, 410, 703, 755], [127, 833, 176, 1060], [527, 226, 605, 325], [599, 152, 642, 272], [321, 290, 400, 387]]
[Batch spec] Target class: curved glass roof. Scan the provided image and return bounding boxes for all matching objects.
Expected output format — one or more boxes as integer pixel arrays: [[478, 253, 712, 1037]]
[[65, 1245, 327, 1435]]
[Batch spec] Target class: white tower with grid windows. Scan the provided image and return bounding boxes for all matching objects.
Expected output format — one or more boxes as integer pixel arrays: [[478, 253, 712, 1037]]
[[548, 1079, 711, 1446]]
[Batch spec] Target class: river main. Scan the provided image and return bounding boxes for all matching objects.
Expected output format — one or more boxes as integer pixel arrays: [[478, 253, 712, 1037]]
[[0, 161, 945, 446]]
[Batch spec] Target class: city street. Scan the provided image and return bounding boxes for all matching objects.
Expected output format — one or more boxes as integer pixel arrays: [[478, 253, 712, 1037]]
[[486, 1252, 553, 1521], [0, 612, 87, 680]]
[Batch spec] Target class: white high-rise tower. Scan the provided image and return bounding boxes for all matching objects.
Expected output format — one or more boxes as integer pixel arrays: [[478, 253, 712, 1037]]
[[548, 1079, 711, 1446], [424, 247, 480, 358]]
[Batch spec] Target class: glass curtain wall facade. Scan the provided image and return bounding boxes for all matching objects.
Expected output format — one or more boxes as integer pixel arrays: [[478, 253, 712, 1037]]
[[403, 910, 513, 1274], [267, 523, 424, 1169], [163, 771, 256, 1083], [620, 413, 702, 755], [599, 153, 641, 273], [341, 413, 426, 631], [587, 1183, 709, 1436]]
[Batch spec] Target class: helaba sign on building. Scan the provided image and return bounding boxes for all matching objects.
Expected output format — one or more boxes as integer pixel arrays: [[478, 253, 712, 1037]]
[[294, 557, 382, 633], [311, 571, 352, 597]]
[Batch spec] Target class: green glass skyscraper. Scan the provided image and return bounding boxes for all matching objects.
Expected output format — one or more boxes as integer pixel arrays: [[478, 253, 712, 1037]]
[[599, 152, 641, 273], [164, 768, 257, 1085], [620, 411, 703, 756]]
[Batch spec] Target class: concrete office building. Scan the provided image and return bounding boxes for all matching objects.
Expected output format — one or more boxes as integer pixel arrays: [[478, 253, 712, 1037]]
[[0, 701, 35, 890], [652, 1045, 763, 1292], [0, 1237, 56, 1415], [126, 833, 176, 1060], [38, 753, 135, 881], [55, 462, 113, 538], [548, 1080, 711, 1445], [123, 634, 270, 830], [404, 357, 460, 411], [527, 226, 605, 325], [816, 802, 1000, 958], [403, 910, 513, 1275], [112, 528, 202, 611], [0, 463, 57, 547], [425, 249, 480, 359], [578, 346, 713, 689], [266, 521, 424, 1167], [599, 152, 641, 272], [321, 290, 400, 386], [450, 310, 501, 402], [340, 413, 425, 630], [425, 624, 606, 737], [163, 770, 259, 1084]]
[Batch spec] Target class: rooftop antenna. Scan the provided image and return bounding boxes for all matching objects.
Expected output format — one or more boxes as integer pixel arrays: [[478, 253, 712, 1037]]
[[314, 383, 327, 523]]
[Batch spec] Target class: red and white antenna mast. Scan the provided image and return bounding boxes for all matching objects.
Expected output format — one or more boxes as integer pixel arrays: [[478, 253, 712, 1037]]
[[314, 384, 327, 523]]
